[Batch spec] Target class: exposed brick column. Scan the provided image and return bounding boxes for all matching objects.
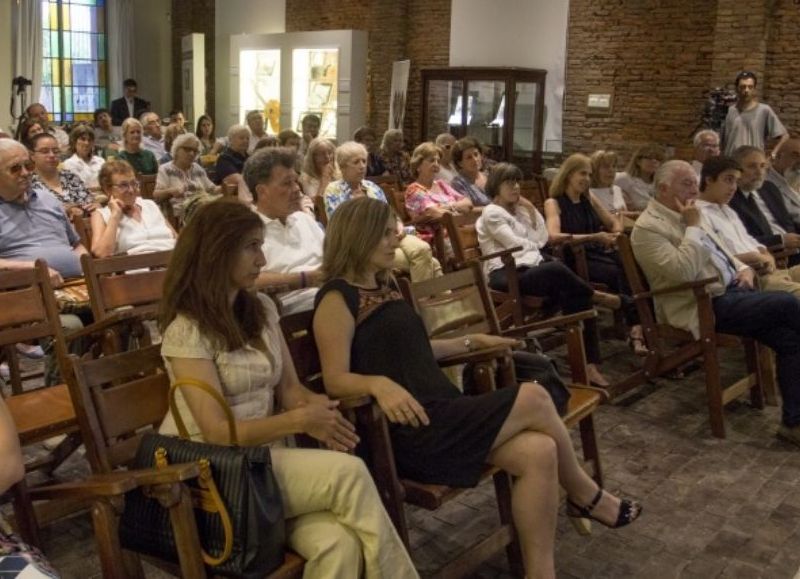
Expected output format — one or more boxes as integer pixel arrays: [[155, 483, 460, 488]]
[[709, 0, 771, 88]]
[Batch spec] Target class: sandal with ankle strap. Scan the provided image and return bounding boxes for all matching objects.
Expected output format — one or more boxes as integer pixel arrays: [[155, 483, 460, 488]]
[[566, 487, 642, 535]]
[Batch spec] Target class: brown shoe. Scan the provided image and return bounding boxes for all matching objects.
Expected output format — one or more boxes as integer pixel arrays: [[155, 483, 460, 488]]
[[777, 424, 800, 448]]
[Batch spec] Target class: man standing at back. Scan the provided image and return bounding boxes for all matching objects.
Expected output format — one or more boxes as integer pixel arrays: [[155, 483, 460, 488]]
[[110, 79, 150, 126], [722, 71, 788, 157]]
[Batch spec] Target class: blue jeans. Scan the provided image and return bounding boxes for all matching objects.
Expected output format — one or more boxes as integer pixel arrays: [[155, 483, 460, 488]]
[[713, 287, 800, 427]]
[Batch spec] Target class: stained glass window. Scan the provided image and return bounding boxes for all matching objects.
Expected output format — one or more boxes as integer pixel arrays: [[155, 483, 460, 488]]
[[40, 0, 107, 124]]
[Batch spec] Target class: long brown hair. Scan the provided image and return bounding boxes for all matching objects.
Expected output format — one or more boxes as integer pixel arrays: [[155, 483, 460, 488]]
[[322, 197, 394, 284], [159, 199, 267, 351], [549, 153, 591, 198]]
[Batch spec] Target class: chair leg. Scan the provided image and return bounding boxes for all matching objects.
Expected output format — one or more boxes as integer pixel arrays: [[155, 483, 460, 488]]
[[492, 471, 524, 578], [10, 480, 41, 549], [578, 414, 603, 487], [744, 339, 764, 410], [158, 484, 206, 579], [759, 345, 778, 406], [703, 341, 726, 438], [91, 498, 144, 579]]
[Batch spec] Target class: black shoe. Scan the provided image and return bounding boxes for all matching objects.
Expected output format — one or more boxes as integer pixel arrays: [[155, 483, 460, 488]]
[[566, 487, 642, 535]]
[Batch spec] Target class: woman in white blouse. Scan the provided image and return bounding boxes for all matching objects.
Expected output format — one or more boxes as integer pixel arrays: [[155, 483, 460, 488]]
[[476, 163, 619, 387], [589, 150, 629, 215], [154, 133, 219, 221], [62, 124, 105, 190], [91, 160, 176, 258]]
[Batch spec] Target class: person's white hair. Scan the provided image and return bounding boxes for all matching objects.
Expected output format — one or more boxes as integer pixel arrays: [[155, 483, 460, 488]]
[[335, 141, 368, 170], [0, 139, 27, 164], [171, 132, 201, 159], [654, 159, 693, 192], [692, 129, 719, 148], [139, 111, 160, 125], [227, 124, 250, 140]]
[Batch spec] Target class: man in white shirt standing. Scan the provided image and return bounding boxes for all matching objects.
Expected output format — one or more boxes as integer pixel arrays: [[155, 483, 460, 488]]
[[696, 156, 800, 297], [140, 112, 167, 160], [722, 71, 788, 157], [244, 147, 324, 314]]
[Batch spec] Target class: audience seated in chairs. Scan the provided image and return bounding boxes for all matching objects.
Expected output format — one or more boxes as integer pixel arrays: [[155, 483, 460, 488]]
[[614, 144, 665, 211], [25, 103, 69, 152], [450, 136, 493, 208], [589, 150, 631, 217], [631, 159, 800, 447], [29, 133, 97, 219], [298, 113, 321, 158], [214, 124, 250, 186], [696, 155, 800, 298], [313, 197, 642, 579], [92, 108, 122, 153], [139, 111, 167, 161], [154, 133, 218, 223], [195, 114, 222, 156], [61, 125, 105, 190], [729, 145, 800, 268], [477, 163, 623, 387], [157, 198, 418, 578], [116, 118, 158, 176], [298, 137, 337, 216], [90, 160, 177, 258], [353, 125, 386, 177], [324, 142, 442, 281], [0, 397, 60, 578], [434, 133, 458, 183], [14, 118, 44, 151], [766, 137, 800, 222], [691, 129, 721, 177], [378, 128, 413, 186], [544, 154, 645, 354]]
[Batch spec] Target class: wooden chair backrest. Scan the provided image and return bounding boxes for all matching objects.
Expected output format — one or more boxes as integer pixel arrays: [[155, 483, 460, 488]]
[[398, 262, 500, 340], [72, 215, 93, 250], [0, 261, 67, 354], [137, 174, 157, 200], [67, 344, 170, 473], [279, 309, 324, 393], [81, 250, 172, 321], [372, 176, 411, 223], [313, 195, 328, 227], [616, 234, 661, 336], [520, 177, 548, 212], [442, 211, 481, 266]]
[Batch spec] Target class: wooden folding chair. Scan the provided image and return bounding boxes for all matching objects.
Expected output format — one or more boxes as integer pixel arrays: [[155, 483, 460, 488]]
[[72, 214, 93, 250], [279, 308, 526, 578], [24, 344, 304, 579], [137, 174, 157, 200], [398, 261, 604, 486], [615, 235, 767, 437], [0, 260, 147, 545]]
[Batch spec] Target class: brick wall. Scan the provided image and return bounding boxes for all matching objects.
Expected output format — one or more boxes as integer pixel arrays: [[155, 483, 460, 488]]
[[764, 0, 800, 137], [285, 0, 451, 143], [171, 0, 216, 120]]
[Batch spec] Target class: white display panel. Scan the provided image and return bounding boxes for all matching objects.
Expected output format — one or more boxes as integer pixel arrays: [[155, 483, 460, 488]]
[[291, 48, 338, 138]]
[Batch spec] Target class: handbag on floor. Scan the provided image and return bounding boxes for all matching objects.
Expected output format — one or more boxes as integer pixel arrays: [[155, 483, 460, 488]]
[[119, 378, 286, 578]]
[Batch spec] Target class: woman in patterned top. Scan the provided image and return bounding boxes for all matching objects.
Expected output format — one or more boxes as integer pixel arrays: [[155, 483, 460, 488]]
[[29, 133, 96, 218], [154, 133, 218, 222]]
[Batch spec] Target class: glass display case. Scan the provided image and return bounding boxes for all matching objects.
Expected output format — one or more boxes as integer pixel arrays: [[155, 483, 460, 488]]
[[239, 49, 281, 134], [291, 48, 339, 139], [421, 68, 546, 175]]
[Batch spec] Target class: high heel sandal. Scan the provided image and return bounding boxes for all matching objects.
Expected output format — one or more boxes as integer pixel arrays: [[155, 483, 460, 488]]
[[628, 334, 649, 356], [566, 487, 642, 536]]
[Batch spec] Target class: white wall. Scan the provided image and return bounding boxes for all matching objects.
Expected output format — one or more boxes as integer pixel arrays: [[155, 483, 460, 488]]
[[215, 0, 286, 134], [449, 0, 569, 152], [0, 0, 12, 133], [132, 0, 173, 116]]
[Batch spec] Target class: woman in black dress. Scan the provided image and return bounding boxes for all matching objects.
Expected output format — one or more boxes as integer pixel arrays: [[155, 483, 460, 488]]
[[544, 154, 646, 355], [313, 197, 641, 579]]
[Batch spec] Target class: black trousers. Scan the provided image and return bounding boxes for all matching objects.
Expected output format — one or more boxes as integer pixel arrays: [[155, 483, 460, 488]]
[[713, 287, 800, 427], [489, 261, 601, 364], [576, 249, 639, 327]]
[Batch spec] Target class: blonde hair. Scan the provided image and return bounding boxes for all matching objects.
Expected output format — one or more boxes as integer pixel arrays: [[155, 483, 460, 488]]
[[589, 150, 618, 188], [625, 144, 666, 179], [322, 197, 395, 284], [302, 138, 336, 179], [549, 154, 592, 198], [335, 141, 368, 170], [121, 118, 142, 138], [410, 142, 441, 178]]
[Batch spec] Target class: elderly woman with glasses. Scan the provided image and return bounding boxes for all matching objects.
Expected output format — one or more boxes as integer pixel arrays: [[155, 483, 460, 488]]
[[154, 133, 218, 222], [90, 160, 176, 258], [62, 124, 105, 190], [29, 132, 96, 219]]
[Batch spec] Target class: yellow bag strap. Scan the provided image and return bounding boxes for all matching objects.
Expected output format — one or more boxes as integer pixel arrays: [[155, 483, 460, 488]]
[[168, 378, 239, 445]]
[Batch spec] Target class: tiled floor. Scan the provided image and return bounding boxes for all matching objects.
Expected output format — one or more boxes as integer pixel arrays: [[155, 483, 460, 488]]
[[5, 328, 800, 578]]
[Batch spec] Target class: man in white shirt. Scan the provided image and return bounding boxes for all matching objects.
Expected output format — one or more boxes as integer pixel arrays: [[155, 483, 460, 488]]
[[140, 112, 167, 160], [722, 71, 788, 156], [696, 156, 800, 297], [765, 138, 800, 224], [690, 129, 720, 177], [25, 103, 69, 152], [244, 147, 324, 314]]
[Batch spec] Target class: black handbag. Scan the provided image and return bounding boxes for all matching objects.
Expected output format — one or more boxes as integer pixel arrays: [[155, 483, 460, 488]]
[[119, 379, 286, 578]]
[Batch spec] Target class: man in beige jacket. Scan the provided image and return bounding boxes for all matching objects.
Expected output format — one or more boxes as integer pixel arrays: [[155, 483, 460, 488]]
[[631, 159, 800, 446]]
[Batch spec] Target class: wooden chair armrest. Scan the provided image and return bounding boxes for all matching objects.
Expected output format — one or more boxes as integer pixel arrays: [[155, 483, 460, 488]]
[[27, 472, 139, 501], [546, 234, 575, 246], [453, 246, 523, 270], [125, 463, 201, 486], [500, 309, 598, 336], [64, 309, 143, 343], [633, 276, 718, 299], [438, 344, 511, 367]]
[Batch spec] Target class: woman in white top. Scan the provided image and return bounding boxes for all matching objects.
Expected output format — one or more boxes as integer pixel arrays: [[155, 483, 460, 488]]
[[589, 150, 629, 214], [476, 163, 619, 387], [154, 133, 218, 221], [157, 199, 418, 579], [613, 144, 665, 211], [62, 124, 105, 190], [91, 160, 177, 258]]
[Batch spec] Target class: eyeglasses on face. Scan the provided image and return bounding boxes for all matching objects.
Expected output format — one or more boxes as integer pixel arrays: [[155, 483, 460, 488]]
[[34, 148, 61, 156], [5, 160, 36, 175], [111, 180, 140, 192]]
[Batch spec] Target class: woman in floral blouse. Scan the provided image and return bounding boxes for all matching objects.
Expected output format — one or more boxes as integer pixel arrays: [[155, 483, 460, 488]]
[[29, 133, 96, 218]]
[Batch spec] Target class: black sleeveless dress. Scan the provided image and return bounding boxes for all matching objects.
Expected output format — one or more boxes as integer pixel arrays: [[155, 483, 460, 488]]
[[314, 279, 520, 487]]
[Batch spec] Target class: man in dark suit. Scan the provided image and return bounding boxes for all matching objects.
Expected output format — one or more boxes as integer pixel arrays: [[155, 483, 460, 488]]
[[110, 79, 149, 126], [729, 145, 800, 266]]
